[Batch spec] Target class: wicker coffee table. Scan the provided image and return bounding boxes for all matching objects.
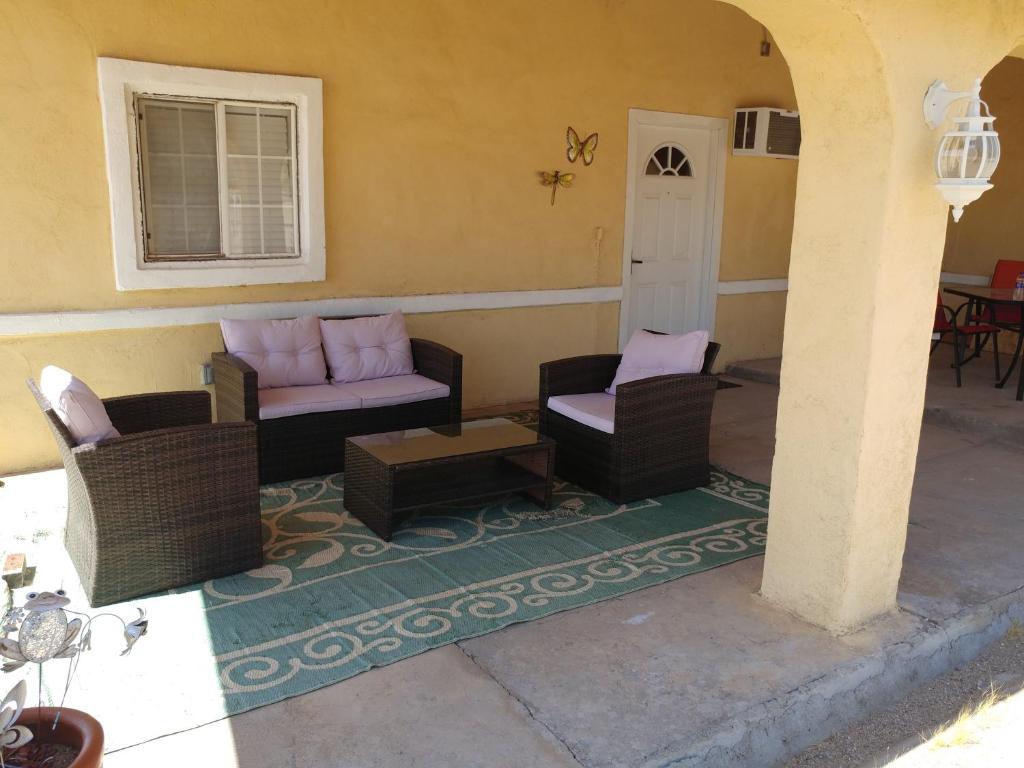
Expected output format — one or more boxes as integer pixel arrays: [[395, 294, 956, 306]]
[[344, 418, 555, 540]]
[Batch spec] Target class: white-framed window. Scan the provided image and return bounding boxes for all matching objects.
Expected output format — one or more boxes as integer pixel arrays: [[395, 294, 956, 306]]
[[98, 58, 324, 290]]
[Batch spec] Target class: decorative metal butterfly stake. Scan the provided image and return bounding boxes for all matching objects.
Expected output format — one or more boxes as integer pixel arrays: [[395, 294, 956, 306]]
[[567, 127, 598, 166], [539, 170, 575, 206]]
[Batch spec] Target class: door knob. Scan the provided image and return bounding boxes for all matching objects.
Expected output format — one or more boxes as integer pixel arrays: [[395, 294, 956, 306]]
[[631, 259, 644, 264]]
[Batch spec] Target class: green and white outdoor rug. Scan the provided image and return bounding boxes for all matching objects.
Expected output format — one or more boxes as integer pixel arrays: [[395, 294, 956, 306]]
[[31, 467, 768, 751]]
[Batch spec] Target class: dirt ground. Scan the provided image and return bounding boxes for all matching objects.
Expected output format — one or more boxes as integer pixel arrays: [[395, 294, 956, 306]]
[[786, 622, 1024, 767]]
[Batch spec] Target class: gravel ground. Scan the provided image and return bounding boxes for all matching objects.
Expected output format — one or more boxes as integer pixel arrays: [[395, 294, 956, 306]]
[[785, 623, 1024, 767]]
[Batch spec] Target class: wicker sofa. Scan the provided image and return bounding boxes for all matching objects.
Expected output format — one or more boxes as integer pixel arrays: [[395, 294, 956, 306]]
[[213, 318, 462, 483], [28, 381, 262, 607], [538, 341, 720, 503]]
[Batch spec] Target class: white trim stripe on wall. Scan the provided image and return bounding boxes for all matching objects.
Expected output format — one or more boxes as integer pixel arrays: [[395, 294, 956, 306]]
[[716, 279, 788, 295], [939, 271, 989, 287], [0, 287, 622, 338], [1, 274, 987, 337]]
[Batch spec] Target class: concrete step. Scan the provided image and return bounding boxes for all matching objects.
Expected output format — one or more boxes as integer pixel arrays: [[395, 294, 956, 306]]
[[725, 357, 782, 385]]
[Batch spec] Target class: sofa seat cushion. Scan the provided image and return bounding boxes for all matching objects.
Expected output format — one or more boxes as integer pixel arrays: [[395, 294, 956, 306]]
[[320, 312, 414, 383], [39, 366, 121, 444], [221, 316, 327, 390], [258, 384, 362, 420], [547, 393, 616, 435], [344, 374, 450, 408], [607, 329, 710, 394]]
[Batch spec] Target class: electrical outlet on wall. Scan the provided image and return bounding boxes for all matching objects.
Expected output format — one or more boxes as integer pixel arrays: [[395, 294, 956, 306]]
[[200, 362, 214, 386]]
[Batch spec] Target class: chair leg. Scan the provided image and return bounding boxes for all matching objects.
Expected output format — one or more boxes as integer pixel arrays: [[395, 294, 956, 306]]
[[953, 333, 963, 387], [992, 332, 1001, 382]]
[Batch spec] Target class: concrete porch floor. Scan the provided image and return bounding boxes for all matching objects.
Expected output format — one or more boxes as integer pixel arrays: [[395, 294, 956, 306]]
[[726, 345, 1024, 447], [4, 374, 1023, 768]]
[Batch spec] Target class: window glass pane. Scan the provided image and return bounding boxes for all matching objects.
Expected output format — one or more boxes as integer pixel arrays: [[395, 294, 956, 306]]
[[227, 157, 260, 204], [226, 106, 258, 155], [143, 106, 180, 153], [262, 206, 295, 253], [138, 98, 220, 256], [187, 206, 221, 252], [223, 104, 298, 256], [185, 155, 219, 205], [181, 107, 217, 155], [261, 159, 293, 204], [260, 109, 291, 156], [146, 155, 184, 204], [147, 207, 187, 253], [228, 207, 262, 255]]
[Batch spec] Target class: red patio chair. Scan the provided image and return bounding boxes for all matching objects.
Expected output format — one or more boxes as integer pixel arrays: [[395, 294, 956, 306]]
[[989, 259, 1024, 326], [933, 292, 1001, 387]]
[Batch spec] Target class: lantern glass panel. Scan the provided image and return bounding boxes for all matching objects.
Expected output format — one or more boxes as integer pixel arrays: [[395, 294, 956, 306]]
[[936, 132, 1000, 181], [937, 135, 966, 179]]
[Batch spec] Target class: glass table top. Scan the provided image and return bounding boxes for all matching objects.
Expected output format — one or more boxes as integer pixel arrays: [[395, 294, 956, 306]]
[[944, 285, 1024, 304], [348, 418, 549, 465]]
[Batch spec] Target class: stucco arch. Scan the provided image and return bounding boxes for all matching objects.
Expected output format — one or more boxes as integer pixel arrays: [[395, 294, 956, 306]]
[[704, 0, 1024, 630]]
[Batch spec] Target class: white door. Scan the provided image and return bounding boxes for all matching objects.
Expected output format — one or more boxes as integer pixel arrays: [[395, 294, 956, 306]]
[[620, 112, 725, 347]]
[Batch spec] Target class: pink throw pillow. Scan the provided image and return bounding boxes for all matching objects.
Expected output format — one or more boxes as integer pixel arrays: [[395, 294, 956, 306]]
[[607, 330, 710, 394], [39, 366, 120, 445], [220, 316, 327, 389], [320, 311, 414, 383]]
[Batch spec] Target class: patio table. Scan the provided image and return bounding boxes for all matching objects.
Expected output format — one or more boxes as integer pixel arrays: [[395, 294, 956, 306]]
[[344, 418, 555, 540], [944, 285, 1024, 400]]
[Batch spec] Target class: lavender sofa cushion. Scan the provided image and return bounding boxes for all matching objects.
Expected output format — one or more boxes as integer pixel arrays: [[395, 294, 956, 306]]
[[221, 316, 327, 390], [39, 365, 121, 445], [607, 330, 709, 394], [257, 384, 362, 420], [547, 393, 616, 434], [320, 311, 414, 384], [343, 374, 449, 408]]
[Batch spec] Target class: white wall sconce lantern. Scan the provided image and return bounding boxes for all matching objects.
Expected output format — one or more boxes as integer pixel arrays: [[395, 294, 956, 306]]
[[924, 77, 1000, 222]]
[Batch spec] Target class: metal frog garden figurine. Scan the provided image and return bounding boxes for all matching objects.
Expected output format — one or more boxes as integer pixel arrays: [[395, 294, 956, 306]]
[[0, 590, 148, 766]]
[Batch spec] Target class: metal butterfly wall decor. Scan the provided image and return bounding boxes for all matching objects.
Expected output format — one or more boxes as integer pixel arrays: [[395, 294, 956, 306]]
[[566, 127, 598, 166], [539, 170, 575, 206]]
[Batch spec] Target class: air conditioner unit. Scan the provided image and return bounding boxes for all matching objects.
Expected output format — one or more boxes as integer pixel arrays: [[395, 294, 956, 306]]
[[732, 108, 801, 159]]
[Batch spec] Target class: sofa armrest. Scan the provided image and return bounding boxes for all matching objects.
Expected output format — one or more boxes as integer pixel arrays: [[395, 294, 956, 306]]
[[614, 373, 718, 438], [76, 421, 257, 474], [74, 421, 259, 512], [102, 391, 211, 435], [539, 355, 622, 402], [411, 338, 462, 421], [213, 352, 259, 422], [410, 338, 461, 386]]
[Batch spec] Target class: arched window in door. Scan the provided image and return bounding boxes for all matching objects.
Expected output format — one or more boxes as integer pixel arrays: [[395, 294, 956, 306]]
[[645, 144, 693, 176]]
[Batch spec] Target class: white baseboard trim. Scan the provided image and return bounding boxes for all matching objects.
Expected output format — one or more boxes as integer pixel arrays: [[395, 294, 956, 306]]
[[717, 279, 788, 295], [939, 271, 989, 286], [0, 286, 623, 338]]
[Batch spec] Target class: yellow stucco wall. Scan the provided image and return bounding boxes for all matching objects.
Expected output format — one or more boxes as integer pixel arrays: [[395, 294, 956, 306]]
[[0, 0, 797, 313], [714, 292, 788, 362], [941, 55, 1024, 277], [0, 0, 799, 473]]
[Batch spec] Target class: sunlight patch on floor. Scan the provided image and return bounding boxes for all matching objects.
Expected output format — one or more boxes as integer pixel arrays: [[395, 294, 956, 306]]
[[883, 684, 1024, 767]]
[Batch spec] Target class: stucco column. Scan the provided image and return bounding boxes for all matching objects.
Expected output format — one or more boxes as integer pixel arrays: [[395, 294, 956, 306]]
[[726, 0, 1024, 632]]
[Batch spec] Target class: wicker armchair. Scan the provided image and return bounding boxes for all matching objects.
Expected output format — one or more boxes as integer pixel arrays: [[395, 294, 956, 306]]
[[28, 381, 262, 607], [213, 336, 462, 483], [538, 342, 720, 503]]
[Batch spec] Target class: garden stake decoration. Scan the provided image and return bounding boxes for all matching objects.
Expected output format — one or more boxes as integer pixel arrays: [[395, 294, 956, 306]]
[[0, 590, 148, 766], [540, 170, 575, 205], [566, 127, 598, 166], [0, 681, 32, 767]]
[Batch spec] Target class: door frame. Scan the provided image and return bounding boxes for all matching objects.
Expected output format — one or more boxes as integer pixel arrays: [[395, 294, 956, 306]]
[[618, 108, 728, 350]]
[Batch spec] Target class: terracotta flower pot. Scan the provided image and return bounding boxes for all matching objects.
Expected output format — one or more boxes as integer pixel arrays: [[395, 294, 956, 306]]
[[13, 707, 103, 768]]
